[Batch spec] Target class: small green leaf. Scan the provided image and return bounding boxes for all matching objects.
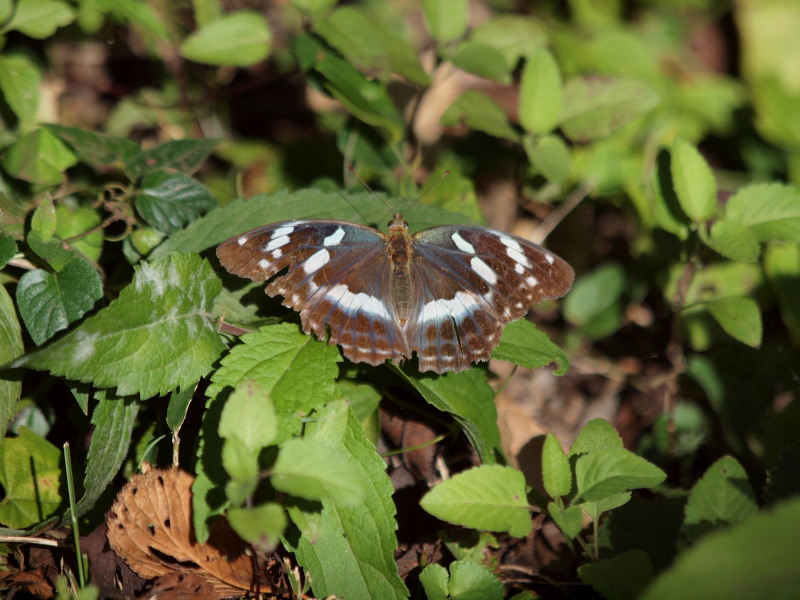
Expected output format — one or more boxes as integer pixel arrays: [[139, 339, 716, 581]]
[[519, 49, 562, 135], [16, 258, 103, 346], [471, 16, 546, 67], [45, 124, 139, 168], [218, 380, 277, 451], [0, 234, 17, 269], [227, 503, 286, 553], [166, 384, 195, 433], [562, 263, 626, 338], [542, 433, 571, 499], [705, 296, 762, 347], [570, 419, 624, 457], [0, 54, 41, 128], [683, 456, 758, 542], [222, 436, 259, 484], [549, 503, 584, 540], [1, 129, 77, 186], [181, 12, 271, 67], [451, 41, 510, 84], [13, 253, 224, 398], [560, 77, 659, 142], [125, 139, 218, 181], [575, 448, 666, 502], [0, 285, 23, 439], [671, 140, 717, 223], [25, 231, 77, 272], [0, 428, 62, 528], [54, 205, 104, 262], [448, 561, 504, 600], [423, 0, 469, 44], [135, 170, 217, 233], [441, 90, 519, 141], [290, 0, 336, 16], [492, 319, 569, 375], [725, 183, 800, 242], [524, 134, 571, 183], [764, 243, 800, 346], [420, 465, 531, 537], [31, 197, 57, 240], [579, 549, 653, 600], [419, 564, 449, 600], [704, 219, 760, 262], [272, 438, 368, 506], [5, 0, 74, 39]]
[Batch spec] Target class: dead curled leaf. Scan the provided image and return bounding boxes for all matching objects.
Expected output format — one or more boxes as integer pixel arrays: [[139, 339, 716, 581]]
[[106, 466, 271, 598]]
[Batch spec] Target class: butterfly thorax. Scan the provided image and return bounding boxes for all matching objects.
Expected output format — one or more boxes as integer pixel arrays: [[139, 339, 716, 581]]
[[386, 214, 414, 326]]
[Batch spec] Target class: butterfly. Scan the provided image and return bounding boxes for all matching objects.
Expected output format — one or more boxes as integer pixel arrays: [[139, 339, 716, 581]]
[[217, 213, 574, 373]]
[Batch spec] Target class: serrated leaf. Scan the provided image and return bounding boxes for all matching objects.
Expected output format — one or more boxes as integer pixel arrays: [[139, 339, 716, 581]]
[[0, 285, 23, 439], [0, 428, 62, 528], [548, 502, 583, 539], [419, 564, 449, 600], [492, 319, 569, 375], [641, 498, 800, 600], [725, 183, 800, 242], [228, 503, 286, 553], [272, 438, 368, 506], [569, 419, 624, 456], [451, 41, 510, 84], [286, 400, 407, 600], [12, 253, 224, 398], [704, 219, 760, 262], [0, 54, 41, 129], [579, 549, 652, 600], [542, 432, 571, 498], [575, 448, 666, 502], [671, 140, 717, 224], [421, 465, 531, 537], [423, 0, 469, 44], [519, 49, 562, 135], [5, 0, 74, 38], [1, 128, 77, 186], [125, 139, 218, 181], [560, 76, 659, 142], [218, 380, 277, 451], [394, 366, 500, 463], [683, 456, 758, 542], [16, 258, 103, 346], [448, 561, 504, 600], [705, 296, 762, 348], [26, 231, 78, 272], [45, 124, 139, 168], [135, 170, 217, 233], [441, 90, 519, 141], [181, 12, 271, 67]]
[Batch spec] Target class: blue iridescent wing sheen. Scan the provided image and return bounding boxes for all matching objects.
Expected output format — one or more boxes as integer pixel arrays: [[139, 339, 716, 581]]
[[405, 225, 574, 373], [216, 219, 409, 365]]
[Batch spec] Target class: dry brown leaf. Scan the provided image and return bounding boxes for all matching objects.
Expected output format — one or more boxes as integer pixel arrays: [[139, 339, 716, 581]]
[[106, 466, 271, 598]]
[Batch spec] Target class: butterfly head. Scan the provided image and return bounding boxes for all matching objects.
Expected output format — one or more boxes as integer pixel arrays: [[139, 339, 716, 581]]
[[388, 213, 409, 232]]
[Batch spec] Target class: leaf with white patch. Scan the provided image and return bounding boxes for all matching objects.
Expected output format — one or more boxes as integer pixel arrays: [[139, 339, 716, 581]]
[[10, 253, 224, 399]]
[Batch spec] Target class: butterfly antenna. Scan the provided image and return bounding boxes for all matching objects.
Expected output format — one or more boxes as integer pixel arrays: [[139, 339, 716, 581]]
[[397, 169, 450, 215], [345, 165, 395, 222]]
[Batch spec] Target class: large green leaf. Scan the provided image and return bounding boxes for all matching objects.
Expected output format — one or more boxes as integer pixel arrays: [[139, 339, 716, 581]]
[[181, 11, 271, 67]]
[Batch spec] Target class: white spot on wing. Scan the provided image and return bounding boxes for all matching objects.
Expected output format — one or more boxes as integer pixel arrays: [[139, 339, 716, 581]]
[[526, 275, 539, 288], [514, 263, 525, 274], [303, 249, 330, 274], [323, 227, 346, 247], [499, 235, 531, 269], [258, 259, 270, 269], [271, 249, 282, 259], [265, 235, 290, 252], [545, 253, 555, 264], [237, 236, 248, 245], [417, 291, 479, 324], [451, 232, 476, 254], [470, 257, 497, 284], [272, 225, 294, 238], [324, 284, 391, 319]]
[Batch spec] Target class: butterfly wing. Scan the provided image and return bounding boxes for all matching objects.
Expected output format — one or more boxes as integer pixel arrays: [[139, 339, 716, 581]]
[[406, 226, 574, 373], [217, 220, 409, 365]]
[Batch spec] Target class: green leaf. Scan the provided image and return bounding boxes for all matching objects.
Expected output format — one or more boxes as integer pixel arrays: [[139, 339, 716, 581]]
[[0, 234, 16, 269], [26, 231, 78, 272], [54, 205, 104, 263], [640, 498, 800, 600], [86, 0, 170, 40], [5, 0, 74, 38], [222, 436, 259, 487], [570, 418, 624, 456], [492, 319, 569, 375], [1, 128, 78, 186], [394, 367, 500, 463], [0, 285, 23, 439], [764, 243, 800, 346], [683, 456, 758, 542], [0, 54, 41, 129], [704, 219, 760, 262], [16, 258, 103, 346], [124, 139, 218, 181], [420, 465, 531, 537], [704, 296, 762, 348], [290, 0, 336, 16], [286, 401, 407, 600], [181, 12, 271, 67], [228, 503, 286, 553], [560, 77, 659, 142], [471, 16, 546, 67], [524, 134, 571, 183], [45, 124, 139, 168], [67, 392, 137, 525], [725, 183, 800, 242], [0, 428, 62, 528], [166, 384, 195, 433], [519, 49, 562, 135], [548, 502, 584, 539], [542, 432, 571, 498], [272, 438, 368, 506], [451, 41, 510, 84], [562, 263, 626, 338], [441, 90, 519, 141], [419, 564, 449, 600], [12, 253, 224, 398], [575, 448, 666, 502], [423, 0, 469, 44], [208, 324, 340, 442], [31, 197, 57, 240], [448, 561, 504, 600], [670, 140, 717, 223], [219, 380, 277, 451], [579, 549, 653, 600], [135, 170, 217, 233]]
